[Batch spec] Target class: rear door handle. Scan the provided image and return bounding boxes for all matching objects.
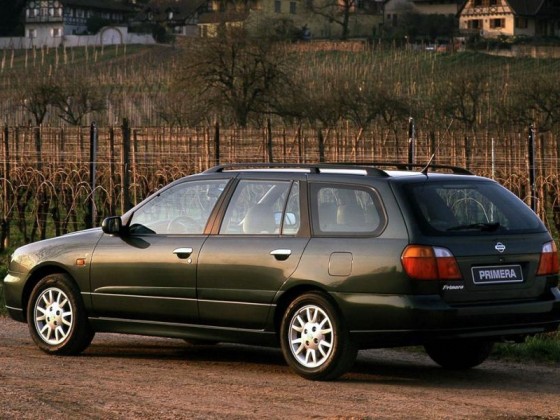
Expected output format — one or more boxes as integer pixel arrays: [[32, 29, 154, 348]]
[[270, 249, 292, 261], [173, 247, 193, 259]]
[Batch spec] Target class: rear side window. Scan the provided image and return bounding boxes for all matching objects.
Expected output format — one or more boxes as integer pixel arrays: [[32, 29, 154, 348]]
[[404, 180, 543, 234], [220, 180, 300, 235], [310, 183, 386, 236]]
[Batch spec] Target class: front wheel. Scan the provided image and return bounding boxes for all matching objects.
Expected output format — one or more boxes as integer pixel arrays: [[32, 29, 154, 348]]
[[424, 339, 494, 370], [27, 273, 94, 355], [280, 292, 357, 381]]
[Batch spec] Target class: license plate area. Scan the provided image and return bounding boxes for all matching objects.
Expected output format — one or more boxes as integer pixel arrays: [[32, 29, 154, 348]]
[[471, 265, 524, 285]]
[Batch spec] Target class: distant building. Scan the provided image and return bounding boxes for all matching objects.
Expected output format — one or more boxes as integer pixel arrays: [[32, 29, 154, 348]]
[[138, 0, 208, 37], [198, 0, 384, 39], [1, 0, 155, 49], [458, 0, 560, 38], [383, 0, 462, 27], [24, 0, 138, 40]]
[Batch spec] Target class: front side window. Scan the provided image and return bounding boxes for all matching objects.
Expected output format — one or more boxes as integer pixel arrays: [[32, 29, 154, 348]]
[[220, 180, 299, 235], [311, 184, 385, 235], [404, 181, 543, 235], [128, 179, 228, 235]]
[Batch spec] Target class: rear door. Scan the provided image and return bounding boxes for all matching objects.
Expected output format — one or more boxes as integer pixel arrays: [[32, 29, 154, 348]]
[[197, 175, 309, 329]]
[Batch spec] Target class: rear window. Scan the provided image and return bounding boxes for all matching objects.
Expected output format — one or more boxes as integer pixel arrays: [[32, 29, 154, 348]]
[[403, 180, 543, 235]]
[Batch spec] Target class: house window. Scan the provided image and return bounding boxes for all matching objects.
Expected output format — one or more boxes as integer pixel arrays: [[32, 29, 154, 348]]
[[468, 19, 482, 29], [290, 1, 296, 14], [52, 27, 62, 37], [490, 18, 505, 29], [275, 0, 281, 13], [515, 17, 528, 29], [27, 29, 37, 38]]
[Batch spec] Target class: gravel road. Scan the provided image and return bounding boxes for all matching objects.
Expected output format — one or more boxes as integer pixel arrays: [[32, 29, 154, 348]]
[[1, 317, 558, 419]]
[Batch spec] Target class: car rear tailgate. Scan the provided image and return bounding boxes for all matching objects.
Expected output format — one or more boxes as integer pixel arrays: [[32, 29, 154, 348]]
[[431, 233, 557, 304]]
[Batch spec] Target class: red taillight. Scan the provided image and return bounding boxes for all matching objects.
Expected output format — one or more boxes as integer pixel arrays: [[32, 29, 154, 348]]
[[401, 245, 462, 280], [537, 241, 559, 276]]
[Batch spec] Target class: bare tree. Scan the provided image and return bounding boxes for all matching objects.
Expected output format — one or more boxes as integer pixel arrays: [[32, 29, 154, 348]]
[[435, 70, 488, 130], [53, 70, 106, 126], [507, 74, 560, 132], [307, 0, 357, 40], [177, 29, 291, 127], [18, 72, 59, 126]]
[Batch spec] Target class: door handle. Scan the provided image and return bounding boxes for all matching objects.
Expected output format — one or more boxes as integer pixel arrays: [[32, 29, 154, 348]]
[[270, 249, 292, 261], [173, 247, 193, 259]]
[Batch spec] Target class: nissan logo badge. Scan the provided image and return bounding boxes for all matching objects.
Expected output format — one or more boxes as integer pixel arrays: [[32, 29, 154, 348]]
[[495, 242, 506, 253]]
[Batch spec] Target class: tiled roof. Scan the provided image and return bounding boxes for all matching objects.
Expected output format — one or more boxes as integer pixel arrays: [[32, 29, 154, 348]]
[[506, 0, 545, 16], [457, 0, 555, 17]]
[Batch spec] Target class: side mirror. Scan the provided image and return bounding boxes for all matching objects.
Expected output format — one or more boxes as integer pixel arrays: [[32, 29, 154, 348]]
[[102, 216, 123, 235]]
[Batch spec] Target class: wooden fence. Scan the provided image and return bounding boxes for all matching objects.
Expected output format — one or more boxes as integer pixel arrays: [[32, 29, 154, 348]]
[[1, 123, 560, 249]]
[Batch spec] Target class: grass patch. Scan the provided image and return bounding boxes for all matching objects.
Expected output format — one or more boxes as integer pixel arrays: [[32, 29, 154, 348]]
[[493, 332, 560, 364]]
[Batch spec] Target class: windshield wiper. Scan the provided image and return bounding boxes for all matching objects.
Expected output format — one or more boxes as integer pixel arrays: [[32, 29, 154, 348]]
[[447, 222, 500, 232]]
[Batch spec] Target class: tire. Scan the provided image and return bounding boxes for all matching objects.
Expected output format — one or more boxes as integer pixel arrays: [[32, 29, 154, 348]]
[[280, 292, 357, 381], [424, 339, 494, 370], [27, 273, 94, 355]]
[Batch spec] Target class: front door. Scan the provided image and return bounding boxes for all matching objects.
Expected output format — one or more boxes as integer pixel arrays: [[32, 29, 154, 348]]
[[90, 178, 229, 323]]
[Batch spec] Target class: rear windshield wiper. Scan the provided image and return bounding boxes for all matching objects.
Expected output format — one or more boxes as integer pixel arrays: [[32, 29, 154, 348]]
[[447, 222, 501, 232]]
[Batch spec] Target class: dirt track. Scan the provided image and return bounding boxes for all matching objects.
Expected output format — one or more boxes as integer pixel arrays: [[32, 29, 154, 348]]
[[0, 317, 559, 419]]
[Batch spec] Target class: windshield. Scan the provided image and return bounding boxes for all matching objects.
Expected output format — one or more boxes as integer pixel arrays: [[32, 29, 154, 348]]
[[403, 180, 544, 235]]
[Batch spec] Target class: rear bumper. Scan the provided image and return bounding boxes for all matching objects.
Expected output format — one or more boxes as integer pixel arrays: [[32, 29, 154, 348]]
[[334, 287, 560, 347]]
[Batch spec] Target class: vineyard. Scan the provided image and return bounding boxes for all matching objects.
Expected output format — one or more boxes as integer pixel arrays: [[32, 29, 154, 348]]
[[1, 121, 560, 251], [1, 38, 560, 250]]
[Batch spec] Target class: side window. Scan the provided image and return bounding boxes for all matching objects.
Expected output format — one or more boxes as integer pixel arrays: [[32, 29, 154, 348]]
[[128, 180, 228, 234], [220, 180, 299, 235], [312, 184, 385, 235]]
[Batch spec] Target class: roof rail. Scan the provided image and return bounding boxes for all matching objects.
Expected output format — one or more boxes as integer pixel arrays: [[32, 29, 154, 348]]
[[204, 163, 390, 177], [203, 162, 473, 176], [350, 161, 474, 175]]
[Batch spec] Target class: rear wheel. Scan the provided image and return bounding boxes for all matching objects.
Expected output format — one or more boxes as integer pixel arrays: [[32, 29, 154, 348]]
[[280, 292, 357, 381], [27, 273, 94, 355], [424, 339, 494, 369]]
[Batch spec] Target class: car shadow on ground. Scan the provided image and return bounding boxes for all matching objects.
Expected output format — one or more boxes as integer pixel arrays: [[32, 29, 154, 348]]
[[82, 334, 522, 389], [85, 334, 288, 367]]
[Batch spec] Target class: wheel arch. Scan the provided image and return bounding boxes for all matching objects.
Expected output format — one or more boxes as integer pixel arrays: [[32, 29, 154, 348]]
[[272, 284, 341, 334], [21, 265, 77, 322]]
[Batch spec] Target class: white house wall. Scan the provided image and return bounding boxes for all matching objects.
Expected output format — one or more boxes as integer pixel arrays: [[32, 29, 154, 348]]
[[0, 27, 156, 49]]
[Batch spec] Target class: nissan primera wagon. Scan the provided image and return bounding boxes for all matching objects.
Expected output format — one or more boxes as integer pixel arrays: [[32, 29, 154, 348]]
[[4, 163, 560, 380]]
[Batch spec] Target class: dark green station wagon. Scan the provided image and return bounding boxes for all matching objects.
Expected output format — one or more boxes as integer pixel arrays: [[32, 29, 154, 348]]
[[4, 163, 560, 380]]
